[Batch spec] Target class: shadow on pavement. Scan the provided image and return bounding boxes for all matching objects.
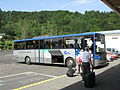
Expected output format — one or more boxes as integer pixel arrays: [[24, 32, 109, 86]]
[[61, 63, 120, 90], [17, 62, 66, 68]]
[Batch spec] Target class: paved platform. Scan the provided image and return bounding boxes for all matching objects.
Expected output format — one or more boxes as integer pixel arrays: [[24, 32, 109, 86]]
[[13, 59, 120, 90]]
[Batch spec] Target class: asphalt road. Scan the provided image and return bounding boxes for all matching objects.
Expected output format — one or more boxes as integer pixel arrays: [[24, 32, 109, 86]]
[[0, 51, 120, 90], [0, 51, 67, 90], [20, 59, 120, 90]]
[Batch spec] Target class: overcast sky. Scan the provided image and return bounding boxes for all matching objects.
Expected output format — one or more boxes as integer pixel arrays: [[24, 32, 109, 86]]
[[0, 0, 112, 13]]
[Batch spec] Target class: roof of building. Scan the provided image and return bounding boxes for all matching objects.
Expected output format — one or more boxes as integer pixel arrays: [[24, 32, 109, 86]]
[[97, 30, 120, 35], [101, 0, 120, 16]]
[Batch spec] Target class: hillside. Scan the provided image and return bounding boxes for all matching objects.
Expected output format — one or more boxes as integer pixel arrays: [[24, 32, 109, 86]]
[[0, 9, 120, 40]]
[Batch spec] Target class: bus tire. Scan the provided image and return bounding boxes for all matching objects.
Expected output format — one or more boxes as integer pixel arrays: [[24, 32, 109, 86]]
[[66, 58, 76, 69], [25, 57, 31, 65]]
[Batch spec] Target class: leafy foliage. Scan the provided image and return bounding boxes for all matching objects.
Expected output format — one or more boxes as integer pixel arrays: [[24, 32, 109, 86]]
[[0, 10, 120, 40]]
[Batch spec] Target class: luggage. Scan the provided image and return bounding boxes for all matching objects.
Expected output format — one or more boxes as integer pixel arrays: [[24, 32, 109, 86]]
[[66, 68, 76, 77], [83, 71, 95, 88]]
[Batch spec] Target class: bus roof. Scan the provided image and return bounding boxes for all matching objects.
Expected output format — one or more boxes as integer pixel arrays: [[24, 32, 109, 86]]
[[14, 32, 104, 42]]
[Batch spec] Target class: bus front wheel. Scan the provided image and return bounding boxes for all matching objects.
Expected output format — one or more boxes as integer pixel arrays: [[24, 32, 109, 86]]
[[66, 58, 76, 69], [25, 57, 31, 65]]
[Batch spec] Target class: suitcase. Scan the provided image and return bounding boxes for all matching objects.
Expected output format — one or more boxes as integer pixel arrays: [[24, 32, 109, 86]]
[[83, 71, 95, 88], [66, 68, 76, 77]]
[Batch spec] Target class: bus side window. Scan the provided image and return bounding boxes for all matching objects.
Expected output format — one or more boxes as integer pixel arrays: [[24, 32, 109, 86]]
[[44, 39, 51, 49], [69, 44, 74, 48], [59, 43, 63, 49], [64, 37, 75, 49], [53, 43, 59, 49], [45, 45, 50, 49], [52, 38, 64, 49], [26, 41, 35, 49], [34, 40, 39, 49], [17, 42, 26, 50], [40, 40, 44, 49], [27, 45, 33, 49]]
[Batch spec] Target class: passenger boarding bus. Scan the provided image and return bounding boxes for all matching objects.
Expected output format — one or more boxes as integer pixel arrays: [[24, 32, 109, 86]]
[[13, 32, 107, 67]]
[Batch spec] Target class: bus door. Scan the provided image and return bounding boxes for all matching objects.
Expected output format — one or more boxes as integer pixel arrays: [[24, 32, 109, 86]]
[[34, 49, 39, 63], [39, 49, 44, 63], [43, 49, 52, 63], [39, 40, 44, 63], [40, 39, 52, 64], [75, 36, 84, 60], [32, 40, 40, 63]]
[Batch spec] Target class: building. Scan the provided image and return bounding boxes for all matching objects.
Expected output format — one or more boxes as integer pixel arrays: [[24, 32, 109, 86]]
[[101, 0, 120, 16], [100, 1, 120, 50], [98, 30, 120, 50]]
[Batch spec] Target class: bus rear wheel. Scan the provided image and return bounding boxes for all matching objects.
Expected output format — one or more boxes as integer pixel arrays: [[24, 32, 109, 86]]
[[25, 57, 31, 65], [66, 58, 76, 69]]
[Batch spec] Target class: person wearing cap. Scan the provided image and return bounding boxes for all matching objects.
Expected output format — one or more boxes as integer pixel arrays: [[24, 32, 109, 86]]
[[81, 47, 93, 78]]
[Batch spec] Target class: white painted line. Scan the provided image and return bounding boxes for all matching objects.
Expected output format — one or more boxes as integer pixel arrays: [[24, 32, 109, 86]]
[[29, 72, 57, 78], [3, 72, 57, 82], [0, 72, 57, 82], [3, 75, 34, 82], [0, 72, 33, 79], [22, 72, 57, 78]]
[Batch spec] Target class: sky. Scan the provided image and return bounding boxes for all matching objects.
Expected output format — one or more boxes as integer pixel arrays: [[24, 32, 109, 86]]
[[0, 0, 112, 13]]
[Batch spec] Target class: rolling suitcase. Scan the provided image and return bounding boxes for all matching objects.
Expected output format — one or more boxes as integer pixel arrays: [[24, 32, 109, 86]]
[[66, 68, 76, 77], [83, 71, 95, 88]]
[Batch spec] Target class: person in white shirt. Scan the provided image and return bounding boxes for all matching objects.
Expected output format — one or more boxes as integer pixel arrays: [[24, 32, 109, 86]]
[[81, 47, 93, 78]]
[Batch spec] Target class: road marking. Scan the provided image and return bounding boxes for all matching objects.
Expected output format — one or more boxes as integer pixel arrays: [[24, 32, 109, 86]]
[[0, 72, 33, 79], [3, 73, 57, 82], [0, 72, 57, 79], [3, 75, 34, 82], [18, 77, 43, 84], [13, 75, 66, 90], [29, 72, 57, 78], [0, 72, 58, 83]]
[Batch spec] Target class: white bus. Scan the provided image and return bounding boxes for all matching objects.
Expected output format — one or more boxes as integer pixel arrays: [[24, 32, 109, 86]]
[[13, 32, 108, 67]]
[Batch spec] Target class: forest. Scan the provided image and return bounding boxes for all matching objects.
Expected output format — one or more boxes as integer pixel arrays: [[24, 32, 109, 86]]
[[0, 9, 120, 50]]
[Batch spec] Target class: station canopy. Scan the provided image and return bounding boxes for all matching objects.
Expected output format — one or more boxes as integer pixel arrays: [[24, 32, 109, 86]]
[[101, 0, 120, 16]]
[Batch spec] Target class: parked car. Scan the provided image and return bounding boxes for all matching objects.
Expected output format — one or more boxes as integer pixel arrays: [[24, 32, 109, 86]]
[[107, 48, 120, 57], [106, 51, 118, 62]]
